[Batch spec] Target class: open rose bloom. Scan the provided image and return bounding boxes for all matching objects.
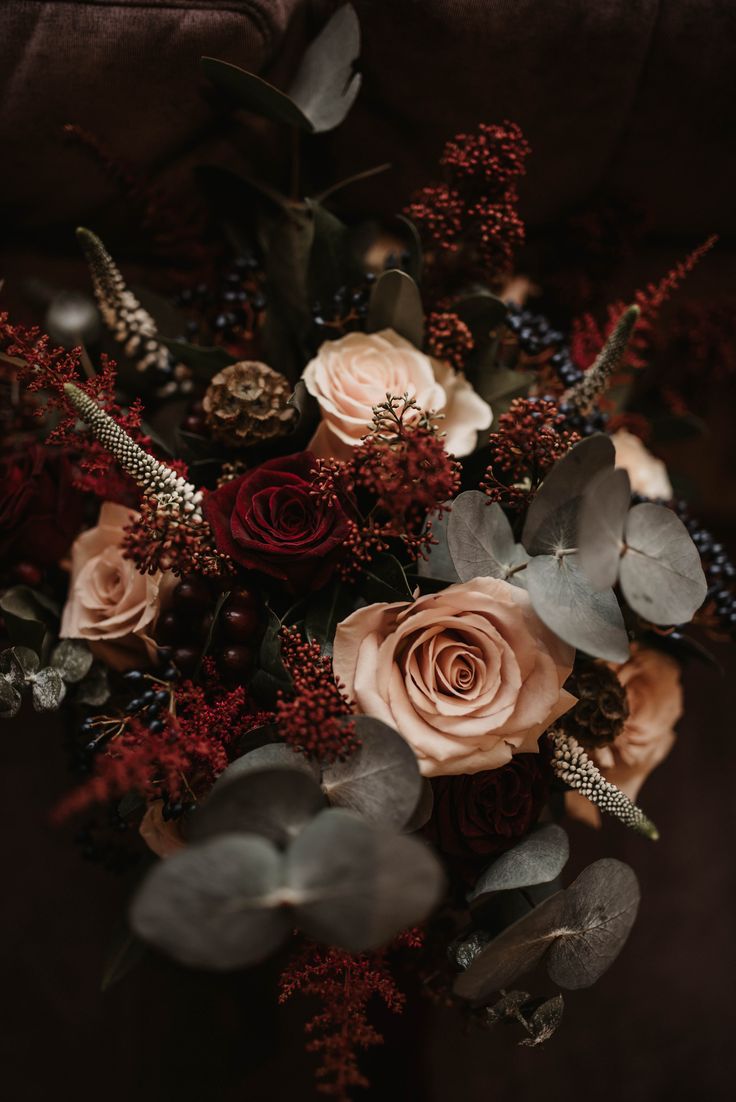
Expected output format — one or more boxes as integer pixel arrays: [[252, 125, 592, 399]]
[[302, 328, 492, 460], [333, 577, 575, 776], [60, 502, 163, 670]]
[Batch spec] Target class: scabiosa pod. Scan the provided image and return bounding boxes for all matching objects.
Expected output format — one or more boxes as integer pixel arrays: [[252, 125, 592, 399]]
[[547, 727, 659, 840], [62, 381, 202, 519], [76, 226, 188, 392], [564, 304, 640, 413]]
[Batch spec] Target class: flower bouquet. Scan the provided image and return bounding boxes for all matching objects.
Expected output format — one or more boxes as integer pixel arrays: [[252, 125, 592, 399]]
[[0, 5, 730, 1097]]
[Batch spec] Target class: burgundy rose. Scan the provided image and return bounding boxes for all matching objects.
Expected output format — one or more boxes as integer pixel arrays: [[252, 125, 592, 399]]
[[204, 452, 349, 590], [0, 445, 85, 568], [424, 750, 552, 877]]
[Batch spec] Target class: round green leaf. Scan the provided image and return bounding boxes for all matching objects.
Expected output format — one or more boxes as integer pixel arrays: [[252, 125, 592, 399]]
[[286, 809, 445, 951], [453, 891, 567, 1006], [51, 639, 93, 683], [30, 667, 66, 712], [448, 493, 529, 583], [130, 833, 289, 970], [620, 502, 707, 625], [0, 676, 22, 719], [0, 645, 39, 683], [547, 858, 640, 989], [366, 270, 424, 348], [287, 2, 362, 132], [321, 716, 422, 830], [526, 553, 630, 662], [468, 824, 569, 905], [578, 467, 631, 590], [522, 435, 615, 555], [189, 766, 325, 846]]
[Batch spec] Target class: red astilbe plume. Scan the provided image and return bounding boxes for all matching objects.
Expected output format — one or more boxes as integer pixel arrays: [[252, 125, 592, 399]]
[[279, 932, 422, 1101], [55, 662, 259, 820], [405, 120, 530, 289], [570, 235, 719, 380], [426, 311, 475, 371], [312, 396, 461, 574], [482, 397, 580, 511], [276, 628, 358, 764], [122, 496, 234, 578], [0, 315, 155, 503]]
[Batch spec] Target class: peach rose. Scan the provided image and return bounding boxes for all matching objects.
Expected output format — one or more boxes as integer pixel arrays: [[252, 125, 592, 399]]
[[302, 329, 492, 461], [333, 577, 575, 776], [139, 801, 186, 858], [568, 647, 683, 825], [60, 502, 162, 670], [612, 429, 673, 500]]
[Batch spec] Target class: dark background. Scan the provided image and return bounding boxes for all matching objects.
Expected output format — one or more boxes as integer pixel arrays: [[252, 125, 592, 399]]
[[2, 2, 735, 1099]]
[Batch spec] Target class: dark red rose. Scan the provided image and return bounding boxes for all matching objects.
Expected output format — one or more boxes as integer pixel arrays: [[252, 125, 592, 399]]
[[423, 751, 552, 878], [0, 445, 85, 568], [204, 452, 349, 590]]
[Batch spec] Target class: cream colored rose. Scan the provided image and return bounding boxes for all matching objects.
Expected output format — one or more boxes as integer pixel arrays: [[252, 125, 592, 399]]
[[60, 502, 162, 670], [567, 647, 682, 825], [612, 429, 672, 499], [332, 577, 575, 776], [302, 329, 492, 461]]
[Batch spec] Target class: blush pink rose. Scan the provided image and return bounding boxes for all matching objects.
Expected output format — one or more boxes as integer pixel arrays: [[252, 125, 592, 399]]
[[60, 502, 163, 670], [567, 647, 683, 825], [302, 328, 492, 461], [612, 429, 673, 499], [332, 577, 575, 776]]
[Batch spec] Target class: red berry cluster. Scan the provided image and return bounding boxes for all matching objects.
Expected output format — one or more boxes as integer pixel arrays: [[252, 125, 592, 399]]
[[276, 628, 358, 765], [155, 578, 262, 681], [405, 120, 530, 286], [122, 497, 232, 579], [426, 311, 475, 372], [482, 397, 580, 510]]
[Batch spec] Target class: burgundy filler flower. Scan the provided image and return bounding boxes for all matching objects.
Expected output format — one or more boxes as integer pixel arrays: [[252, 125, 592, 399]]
[[204, 452, 350, 590], [0, 444, 85, 568], [424, 750, 552, 876]]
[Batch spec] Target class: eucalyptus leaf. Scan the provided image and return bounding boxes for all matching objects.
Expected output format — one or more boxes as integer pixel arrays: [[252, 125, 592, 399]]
[[288, 3, 362, 132], [130, 833, 289, 971], [453, 891, 567, 1006], [286, 809, 445, 951], [619, 503, 707, 625], [30, 667, 66, 712], [0, 677, 22, 719], [547, 859, 639, 990], [362, 553, 414, 603], [578, 467, 631, 590], [475, 363, 534, 412], [51, 639, 93, 684], [201, 58, 313, 130], [525, 554, 629, 662], [217, 743, 321, 783], [403, 778, 434, 833], [0, 586, 58, 654], [0, 645, 39, 683], [469, 824, 570, 905], [189, 766, 325, 847], [366, 269, 424, 348], [522, 435, 615, 555], [321, 717, 422, 830], [519, 995, 564, 1046], [454, 291, 507, 341], [448, 492, 529, 584], [417, 504, 460, 583]]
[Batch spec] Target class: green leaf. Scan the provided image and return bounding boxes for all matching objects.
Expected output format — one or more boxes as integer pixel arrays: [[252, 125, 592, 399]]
[[0, 677, 22, 719], [287, 3, 362, 132], [320, 716, 422, 831], [447, 492, 529, 584], [51, 639, 94, 684], [77, 663, 110, 707], [189, 766, 326, 847], [619, 503, 707, 625], [0, 587, 58, 655], [525, 554, 629, 663], [0, 645, 40, 684], [454, 290, 508, 342], [201, 58, 313, 130], [362, 554, 414, 604], [578, 466, 631, 590], [30, 667, 66, 712], [366, 269, 424, 348], [468, 825, 570, 906]]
